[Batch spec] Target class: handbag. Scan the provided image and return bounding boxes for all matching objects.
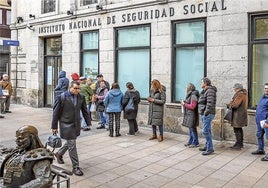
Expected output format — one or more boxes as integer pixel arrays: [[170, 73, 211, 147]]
[[46, 134, 62, 151], [125, 97, 135, 113], [224, 108, 232, 122], [2, 90, 9, 96], [90, 102, 96, 112]]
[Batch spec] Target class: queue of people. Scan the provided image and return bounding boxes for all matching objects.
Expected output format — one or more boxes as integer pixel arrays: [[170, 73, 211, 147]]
[[2, 70, 268, 176], [52, 73, 268, 160]]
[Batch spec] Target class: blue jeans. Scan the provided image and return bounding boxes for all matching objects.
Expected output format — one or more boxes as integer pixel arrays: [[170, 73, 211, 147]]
[[256, 122, 268, 151], [188, 127, 199, 146], [98, 111, 106, 126], [152, 125, 163, 136], [201, 114, 215, 151]]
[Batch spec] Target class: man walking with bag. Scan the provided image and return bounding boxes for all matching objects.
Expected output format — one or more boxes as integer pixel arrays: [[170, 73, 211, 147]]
[[51, 80, 92, 176]]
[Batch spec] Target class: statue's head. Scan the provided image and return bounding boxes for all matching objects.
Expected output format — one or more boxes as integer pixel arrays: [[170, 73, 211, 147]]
[[15, 125, 44, 150]]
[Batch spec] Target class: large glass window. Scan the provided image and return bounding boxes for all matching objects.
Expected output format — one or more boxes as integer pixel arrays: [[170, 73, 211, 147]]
[[80, 0, 98, 6], [116, 25, 150, 98], [249, 15, 268, 108], [6, 10, 11, 25], [81, 31, 99, 79], [0, 10, 2, 25], [173, 20, 206, 101], [42, 0, 56, 14]]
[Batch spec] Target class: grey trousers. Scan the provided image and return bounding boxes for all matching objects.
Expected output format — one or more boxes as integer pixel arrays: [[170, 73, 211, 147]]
[[58, 139, 79, 168]]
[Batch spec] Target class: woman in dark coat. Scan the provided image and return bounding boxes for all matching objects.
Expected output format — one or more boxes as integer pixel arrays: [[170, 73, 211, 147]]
[[147, 79, 166, 142], [122, 82, 141, 135], [181, 83, 200, 147], [227, 83, 248, 150]]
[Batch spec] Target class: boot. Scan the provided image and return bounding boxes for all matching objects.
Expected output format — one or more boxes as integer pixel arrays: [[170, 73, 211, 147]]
[[149, 134, 157, 140], [109, 126, 113, 137], [158, 135, 163, 142]]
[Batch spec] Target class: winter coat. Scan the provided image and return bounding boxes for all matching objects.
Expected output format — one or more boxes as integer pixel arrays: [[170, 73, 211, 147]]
[[227, 89, 248, 128], [54, 71, 69, 98], [182, 90, 199, 128], [0, 80, 13, 97], [80, 83, 93, 104], [147, 86, 166, 126], [122, 89, 141, 119], [198, 85, 217, 115], [96, 87, 108, 112], [104, 89, 123, 113], [51, 91, 91, 140], [255, 94, 268, 125]]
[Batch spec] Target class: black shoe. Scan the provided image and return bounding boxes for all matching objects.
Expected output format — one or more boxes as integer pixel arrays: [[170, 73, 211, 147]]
[[83, 127, 91, 131], [199, 147, 207, 151], [230, 145, 242, 150], [0, 115, 4, 118], [96, 126, 105, 129], [54, 153, 64, 164], [109, 134, 113, 137], [251, 150, 265, 155], [72, 167, 84, 176], [184, 143, 191, 147], [261, 156, 268, 161], [202, 150, 214, 155], [115, 133, 121, 137], [5, 110, 11, 113]]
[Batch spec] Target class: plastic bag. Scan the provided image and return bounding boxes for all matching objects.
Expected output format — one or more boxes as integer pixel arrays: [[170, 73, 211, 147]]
[[90, 102, 96, 112]]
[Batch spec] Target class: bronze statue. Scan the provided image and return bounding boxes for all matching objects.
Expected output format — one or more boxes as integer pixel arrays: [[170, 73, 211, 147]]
[[0, 125, 54, 188]]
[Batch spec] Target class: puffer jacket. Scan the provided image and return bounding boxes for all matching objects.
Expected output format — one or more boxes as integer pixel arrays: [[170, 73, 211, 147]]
[[228, 89, 248, 128], [182, 90, 199, 128], [198, 85, 217, 115], [54, 71, 69, 97], [104, 89, 123, 113], [147, 86, 166, 126]]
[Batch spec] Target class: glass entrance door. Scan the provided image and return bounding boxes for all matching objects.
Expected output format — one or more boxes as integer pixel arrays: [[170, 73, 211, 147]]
[[44, 57, 62, 107]]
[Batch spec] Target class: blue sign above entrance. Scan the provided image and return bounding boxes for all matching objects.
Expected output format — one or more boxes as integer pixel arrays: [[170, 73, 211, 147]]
[[2, 40, 20, 46]]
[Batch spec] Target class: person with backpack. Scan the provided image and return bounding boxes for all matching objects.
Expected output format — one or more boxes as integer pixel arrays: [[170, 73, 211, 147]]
[[122, 82, 141, 136]]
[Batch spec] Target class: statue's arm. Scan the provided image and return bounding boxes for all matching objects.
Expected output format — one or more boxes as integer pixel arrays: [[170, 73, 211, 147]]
[[19, 160, 53, 188]]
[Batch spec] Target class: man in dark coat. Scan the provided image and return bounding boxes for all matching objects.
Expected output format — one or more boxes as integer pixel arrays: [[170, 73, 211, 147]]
[[198, 77, 217, 155], [51, 81, 91, 176]]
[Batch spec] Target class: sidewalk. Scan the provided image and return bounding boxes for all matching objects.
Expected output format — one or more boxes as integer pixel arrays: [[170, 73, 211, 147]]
[[1, 104, 268, 188]]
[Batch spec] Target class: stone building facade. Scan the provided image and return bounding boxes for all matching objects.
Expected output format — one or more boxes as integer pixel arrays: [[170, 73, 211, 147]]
[[9, 0, 268, 144], [0, 0, 11, 77]]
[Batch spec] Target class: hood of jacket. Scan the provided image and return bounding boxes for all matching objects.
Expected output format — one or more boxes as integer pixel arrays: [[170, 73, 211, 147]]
[[59, 71, 66, 78], [109, 89, 122, 97]]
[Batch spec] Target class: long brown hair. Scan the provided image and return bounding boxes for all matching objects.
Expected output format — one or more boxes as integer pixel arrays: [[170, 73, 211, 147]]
[[151, 79, 163, 92]]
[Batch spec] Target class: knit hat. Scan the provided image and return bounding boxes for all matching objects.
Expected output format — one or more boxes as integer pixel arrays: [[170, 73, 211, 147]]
[[71, 73, 79, 81]]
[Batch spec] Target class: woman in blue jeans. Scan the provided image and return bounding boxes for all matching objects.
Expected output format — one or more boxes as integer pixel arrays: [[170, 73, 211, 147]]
[[181, 83, 200, 147]]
